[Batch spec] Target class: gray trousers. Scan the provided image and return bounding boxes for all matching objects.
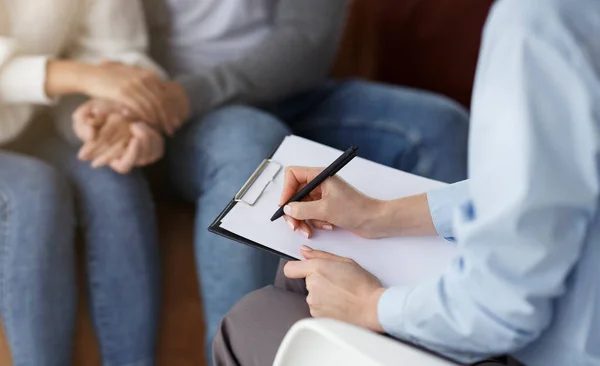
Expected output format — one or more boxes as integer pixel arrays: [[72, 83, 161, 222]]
[[213, 260, 516, 366]]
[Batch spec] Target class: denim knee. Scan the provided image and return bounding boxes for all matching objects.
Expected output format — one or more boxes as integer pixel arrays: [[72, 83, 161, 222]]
[[191, 105, 290, 162], [0, 152, 76, 366], [167, 106, 292, 199], [71, 165, 154, 225], [0, 152, 75, 233]]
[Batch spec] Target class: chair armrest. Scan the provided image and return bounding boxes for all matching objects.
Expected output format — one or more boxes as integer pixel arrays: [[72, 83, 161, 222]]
[[273, 318, 457, 366]]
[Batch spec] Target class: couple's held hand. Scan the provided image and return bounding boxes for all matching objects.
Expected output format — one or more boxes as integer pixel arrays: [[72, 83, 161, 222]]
[[284, 246, 386, 333], [46, 60, 190, 135], [74, 99, 164, 174], [81, 62, 189, 135]]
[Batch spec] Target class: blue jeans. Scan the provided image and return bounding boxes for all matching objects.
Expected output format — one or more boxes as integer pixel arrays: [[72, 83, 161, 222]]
[[0, 133, 159, 366], [166, 80, 469, 363]]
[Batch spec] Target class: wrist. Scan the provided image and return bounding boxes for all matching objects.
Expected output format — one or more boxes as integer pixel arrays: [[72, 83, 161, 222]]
[[362, 194, 437, 239], [363, 287, 386, 333], [358, 199, 389, 239], [45, 60, 93, 97]]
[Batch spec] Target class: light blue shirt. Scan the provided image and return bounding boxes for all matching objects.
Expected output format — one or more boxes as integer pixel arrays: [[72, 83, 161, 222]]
[[378, 1, 600, 365]]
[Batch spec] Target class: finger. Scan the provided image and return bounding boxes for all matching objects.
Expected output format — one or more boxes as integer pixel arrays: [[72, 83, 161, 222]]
[[120, 95, 155, 123], [283, 200, 327, 221], [87, 115, 128, 161], [139, 80, 172, 134], [280, 167, 325, 206], [81, 120, 97, 141], [73, 117, 96, 142], [78, 139, 108, 161], [283, 259, 315, 279], [300, 246, 350, 262], [91, 141, 127, 168], [131, 88, 161, 125], [111, 138, 140, 174], [283, 215, 299, 232], [147, 129, 165, 164], [72, 102, 94, 122], [309, 220, 334, 231], [296, 221, 313, 239], [130, 123, 161, 165], [131, 127, 150, 165]]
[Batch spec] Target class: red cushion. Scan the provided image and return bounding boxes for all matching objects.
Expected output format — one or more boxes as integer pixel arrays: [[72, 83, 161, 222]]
[[378, 0, 493, 107]]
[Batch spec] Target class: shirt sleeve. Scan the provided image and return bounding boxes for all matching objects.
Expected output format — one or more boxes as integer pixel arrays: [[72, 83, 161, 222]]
[[377, 11, 598, 364], [426, 180, 470, 240], [0, 11, 54, 106], [176, 0, 349, 118]]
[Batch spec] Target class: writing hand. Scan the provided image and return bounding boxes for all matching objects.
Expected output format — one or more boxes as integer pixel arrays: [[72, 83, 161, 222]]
[[279, 166, 384, 239]]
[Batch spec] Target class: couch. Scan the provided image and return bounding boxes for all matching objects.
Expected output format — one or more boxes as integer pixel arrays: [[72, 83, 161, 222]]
[[0, 0, 493, 364]]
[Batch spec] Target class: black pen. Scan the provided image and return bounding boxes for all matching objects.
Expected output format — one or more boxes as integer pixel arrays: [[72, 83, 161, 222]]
[[270, 146, 359, 222]]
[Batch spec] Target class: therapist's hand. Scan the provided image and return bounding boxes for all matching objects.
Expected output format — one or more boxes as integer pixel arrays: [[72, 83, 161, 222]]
[[285, 245, 385, 332], [279, 166, 384, 239]]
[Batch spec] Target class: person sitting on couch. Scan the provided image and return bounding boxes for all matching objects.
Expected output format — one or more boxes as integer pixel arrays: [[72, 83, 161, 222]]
[[211, 0, 600, 365], [0, 0, 177, 365]]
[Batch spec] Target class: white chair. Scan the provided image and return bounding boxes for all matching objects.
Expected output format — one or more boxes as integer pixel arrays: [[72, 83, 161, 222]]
[[273, 318, 458, 366]]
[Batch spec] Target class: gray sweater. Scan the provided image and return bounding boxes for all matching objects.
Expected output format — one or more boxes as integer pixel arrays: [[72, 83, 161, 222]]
[[144, 0, 350, 118]]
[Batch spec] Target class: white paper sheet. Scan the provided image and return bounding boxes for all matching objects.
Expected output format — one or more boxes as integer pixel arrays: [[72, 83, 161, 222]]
[[220, 136, 458, 287]]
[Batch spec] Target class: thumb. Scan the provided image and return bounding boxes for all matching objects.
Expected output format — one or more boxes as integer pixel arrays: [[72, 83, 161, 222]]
[[284, 200, 327, 221]]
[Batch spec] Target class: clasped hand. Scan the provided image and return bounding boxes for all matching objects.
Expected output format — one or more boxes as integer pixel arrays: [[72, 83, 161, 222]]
[[71, 62, 190, 174], [72, 99, 164, 174]]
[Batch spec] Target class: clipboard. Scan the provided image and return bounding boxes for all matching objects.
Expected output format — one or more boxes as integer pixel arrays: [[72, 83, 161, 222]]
[[207, 137, 465, 366], [208, 139, 297, 261]]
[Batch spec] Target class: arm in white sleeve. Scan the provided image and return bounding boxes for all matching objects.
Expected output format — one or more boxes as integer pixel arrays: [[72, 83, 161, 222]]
[[0, 3, 53, 105]]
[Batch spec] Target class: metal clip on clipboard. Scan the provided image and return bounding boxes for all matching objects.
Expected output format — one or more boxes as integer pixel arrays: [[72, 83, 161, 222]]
[[234, 159, 283, 206]]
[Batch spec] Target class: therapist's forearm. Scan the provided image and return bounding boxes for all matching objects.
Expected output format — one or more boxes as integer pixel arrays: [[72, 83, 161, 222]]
[[365, 194, 437, 238]]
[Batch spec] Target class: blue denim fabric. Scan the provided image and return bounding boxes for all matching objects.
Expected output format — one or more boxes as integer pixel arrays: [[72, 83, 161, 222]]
[[166, 80, 470, 363], [1, 133, 160, 366], [0, 151, 76, 366]]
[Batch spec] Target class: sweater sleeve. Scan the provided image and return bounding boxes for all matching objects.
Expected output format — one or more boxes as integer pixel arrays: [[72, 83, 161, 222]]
[[0, 4, 53, 106], [177, 0, 349, 118]]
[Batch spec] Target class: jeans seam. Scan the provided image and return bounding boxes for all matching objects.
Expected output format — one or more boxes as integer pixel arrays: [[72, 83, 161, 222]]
[[0, 192, 11, 337]]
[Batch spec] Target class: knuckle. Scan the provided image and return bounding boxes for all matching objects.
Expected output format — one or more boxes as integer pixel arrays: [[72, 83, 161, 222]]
[[309, 307, 321, 318], [313, 259, 326, 272], [306, 294, 314, 306]]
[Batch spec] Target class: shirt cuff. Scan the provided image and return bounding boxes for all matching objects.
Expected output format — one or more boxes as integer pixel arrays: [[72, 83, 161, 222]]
[[378, 286, 413, 339], [426, 180, 470, 240], [0, 56, 54, 104]]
